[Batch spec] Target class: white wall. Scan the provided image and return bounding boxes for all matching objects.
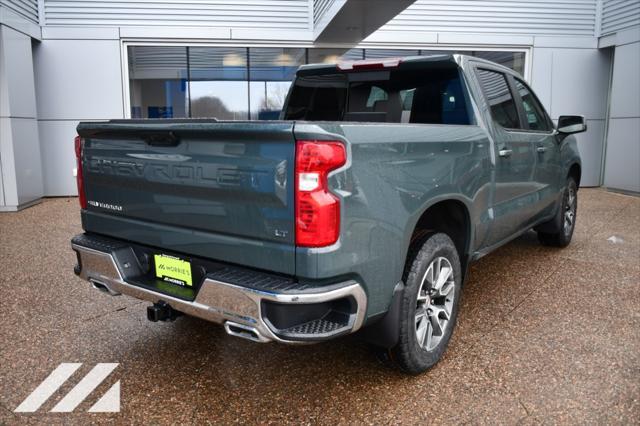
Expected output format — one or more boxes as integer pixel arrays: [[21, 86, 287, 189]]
[[530, 40, 612, 187], [0, 24, 43, 210], [42, 0, 312, 31], [378, 0, 598, 36], [34, 38, 124, 196]]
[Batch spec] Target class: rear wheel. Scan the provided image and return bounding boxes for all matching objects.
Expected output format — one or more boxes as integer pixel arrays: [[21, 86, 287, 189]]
[[385, 233, 462, 375], [538, 177, 577, 247]]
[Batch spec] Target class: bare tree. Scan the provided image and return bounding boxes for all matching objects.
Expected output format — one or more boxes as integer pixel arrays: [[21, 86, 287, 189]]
[[190, 96, 234, 119], [260, 84, 289, 111]]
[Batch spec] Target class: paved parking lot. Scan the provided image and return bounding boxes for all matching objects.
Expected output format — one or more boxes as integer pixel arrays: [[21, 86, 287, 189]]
[[0, 188, 638, 424]]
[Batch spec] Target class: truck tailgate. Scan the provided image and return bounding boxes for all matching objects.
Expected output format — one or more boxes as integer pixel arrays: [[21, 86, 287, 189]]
[[77, 121, 296, 274]]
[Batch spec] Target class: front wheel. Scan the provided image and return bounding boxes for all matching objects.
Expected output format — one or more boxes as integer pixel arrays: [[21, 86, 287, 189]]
[[385, 233, 462, 375], [538, 177, 578, 247]]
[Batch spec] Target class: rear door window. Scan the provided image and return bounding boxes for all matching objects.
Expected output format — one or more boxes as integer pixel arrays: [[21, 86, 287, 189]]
[[475, 68, 521, 129]]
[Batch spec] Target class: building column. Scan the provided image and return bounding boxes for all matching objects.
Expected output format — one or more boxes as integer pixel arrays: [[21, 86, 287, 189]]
[[0, 24, 43, 211], [603, 29, 640, 193]]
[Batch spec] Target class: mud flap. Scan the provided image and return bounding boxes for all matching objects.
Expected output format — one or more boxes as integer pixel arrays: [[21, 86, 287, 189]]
[[357, 282, 405, 349]]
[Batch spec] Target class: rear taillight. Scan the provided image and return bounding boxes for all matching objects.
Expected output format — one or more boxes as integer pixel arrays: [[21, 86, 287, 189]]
[[74, 135, 87, 209], [295, 140, 346, 247]]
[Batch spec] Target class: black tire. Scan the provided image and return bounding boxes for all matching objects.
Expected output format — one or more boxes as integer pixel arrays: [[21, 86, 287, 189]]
[[385, 232, 462, 375], [538, 177, 578, 248]]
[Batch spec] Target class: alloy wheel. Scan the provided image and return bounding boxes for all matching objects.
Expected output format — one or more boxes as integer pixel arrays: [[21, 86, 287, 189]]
[[415, 257, 455, 351], [564, 187, 576, 236]]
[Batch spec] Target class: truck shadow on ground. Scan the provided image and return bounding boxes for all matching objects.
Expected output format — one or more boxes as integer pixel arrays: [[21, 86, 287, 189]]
[[117, 229, 557, 399]]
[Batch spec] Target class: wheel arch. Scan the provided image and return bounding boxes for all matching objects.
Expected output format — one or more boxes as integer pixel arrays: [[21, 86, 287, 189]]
[[568, 162, 581, 188], [406, 198, 473, 279], [360, 197, 473, 350]]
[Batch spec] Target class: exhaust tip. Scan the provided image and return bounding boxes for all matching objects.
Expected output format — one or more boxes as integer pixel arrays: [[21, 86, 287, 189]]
[[224, 321, 268, 343], [89, 279, 121, 296]]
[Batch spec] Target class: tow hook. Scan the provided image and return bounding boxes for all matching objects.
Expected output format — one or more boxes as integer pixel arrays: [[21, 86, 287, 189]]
[[147, 301, 182, 322]]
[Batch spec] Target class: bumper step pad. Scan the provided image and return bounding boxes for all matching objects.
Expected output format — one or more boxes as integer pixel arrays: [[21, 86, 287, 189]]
[[277, 317, 350, 340]]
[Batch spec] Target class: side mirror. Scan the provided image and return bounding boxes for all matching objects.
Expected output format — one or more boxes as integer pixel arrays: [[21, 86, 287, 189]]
[[558, 115, 587, 134]]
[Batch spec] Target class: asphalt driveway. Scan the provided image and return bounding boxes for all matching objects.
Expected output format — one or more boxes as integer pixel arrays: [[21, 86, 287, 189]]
[[0, 188, 638, 424]]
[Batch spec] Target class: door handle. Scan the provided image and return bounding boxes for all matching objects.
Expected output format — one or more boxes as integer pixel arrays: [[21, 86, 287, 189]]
[[537, 146, 547, 153], [498, 149, 513, 158]]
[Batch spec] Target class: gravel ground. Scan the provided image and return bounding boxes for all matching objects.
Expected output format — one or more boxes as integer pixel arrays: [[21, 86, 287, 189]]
[[0, 188, 638, 425]]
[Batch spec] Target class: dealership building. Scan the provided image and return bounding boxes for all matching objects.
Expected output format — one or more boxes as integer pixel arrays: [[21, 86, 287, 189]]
[[1, 0, 639, 210]]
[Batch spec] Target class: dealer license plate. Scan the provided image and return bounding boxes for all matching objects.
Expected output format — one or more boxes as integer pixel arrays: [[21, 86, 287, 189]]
[[154, 254, 192, 287]]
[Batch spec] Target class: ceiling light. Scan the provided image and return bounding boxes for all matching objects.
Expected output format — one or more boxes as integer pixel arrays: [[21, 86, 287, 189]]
[[223, 53, 246, 67], [323, 54, 341, 64], [274, 53, 294, 66]]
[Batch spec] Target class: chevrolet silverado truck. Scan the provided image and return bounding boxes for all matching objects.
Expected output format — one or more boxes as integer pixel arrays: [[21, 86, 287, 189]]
[[71, 54, 585, 374]]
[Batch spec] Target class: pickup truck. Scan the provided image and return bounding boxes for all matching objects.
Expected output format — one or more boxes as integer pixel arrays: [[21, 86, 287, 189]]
[[71, 54, 585, 374]]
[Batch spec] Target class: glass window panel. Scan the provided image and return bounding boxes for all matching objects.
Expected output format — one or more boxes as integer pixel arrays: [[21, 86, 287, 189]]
[[249, 81, 292, 120], [127, 45, 528, 121], [473, 51, 525, 76], [285, 67, 471, 125], [189, 81, 248, 120], [420, 50, 459, 56], [307, 48, 364, 65], [188, 47, 248, 119], [189, 47, 247, 81], [249, 48, 305, 81], [476, 69, 521, 129], [365, 49, 419, 58], [247, 48, 304, 120], [284, 73, 348, 121], [128, 46, 188, 119], [419, 50, 526, 75], [365, 86, 388, 108], [514, 79, 552, 131]]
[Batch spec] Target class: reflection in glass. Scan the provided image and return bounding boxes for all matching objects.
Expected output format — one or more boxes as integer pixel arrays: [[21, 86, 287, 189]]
[[473, 51, 525, 76], [420, 49, 458, 57], [419, 50, 526, 76], [514, 79, 552, 131], [476, 69, 520, 129], [127, 46, 528, 120], [249, 48, 304, 81], [249, 81, 292, 120], [366, 49, 419, 58], [189, 47, 247, 80], [308, 48, 364, 64], [128, 46, 188, 118], [188, 47, 248, 119], [249, 48, 304, 119], [190, 81, 249, 120]]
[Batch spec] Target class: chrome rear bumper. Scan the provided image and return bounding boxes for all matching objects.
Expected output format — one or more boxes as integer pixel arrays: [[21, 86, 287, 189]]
[[72, 239, 367, 344]]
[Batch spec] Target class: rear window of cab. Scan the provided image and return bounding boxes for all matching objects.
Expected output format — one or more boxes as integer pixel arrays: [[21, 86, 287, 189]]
[[284, 67, 472, 125]]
